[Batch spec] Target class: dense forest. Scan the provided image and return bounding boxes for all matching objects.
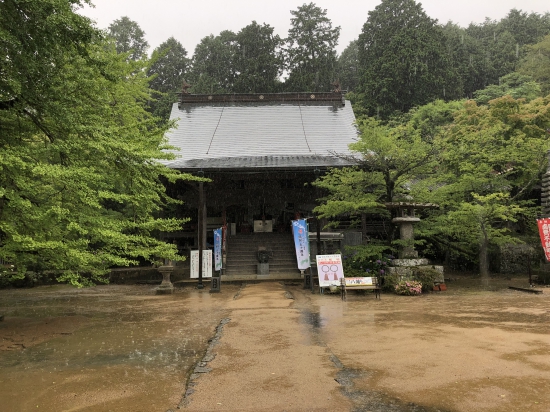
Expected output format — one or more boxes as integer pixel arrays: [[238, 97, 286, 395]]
[[1, 0, 550, 285]]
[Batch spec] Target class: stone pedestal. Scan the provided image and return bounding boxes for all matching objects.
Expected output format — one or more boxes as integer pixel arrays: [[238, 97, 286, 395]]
[[303, 272, 312, 289], [209, 275, 221, 293], [257, 263, 269, 275], [155, 265, 174, 295]]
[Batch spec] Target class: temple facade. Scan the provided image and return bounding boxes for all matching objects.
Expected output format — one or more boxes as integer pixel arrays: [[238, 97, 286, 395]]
[[160, 91, 362, 280]]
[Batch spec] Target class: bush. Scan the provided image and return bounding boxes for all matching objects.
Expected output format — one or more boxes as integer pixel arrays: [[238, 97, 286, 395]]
[[395, 280, 422, 295], [381, 273, 401, 292], [342, 244, 395, 277], [411, 267, 441, 292]]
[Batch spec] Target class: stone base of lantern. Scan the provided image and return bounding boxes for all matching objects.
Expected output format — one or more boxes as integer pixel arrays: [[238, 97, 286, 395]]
[[155, 266, 174, 295]]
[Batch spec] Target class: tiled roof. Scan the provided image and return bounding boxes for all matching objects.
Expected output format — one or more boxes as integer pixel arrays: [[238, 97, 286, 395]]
[[162, 99, 359, 171]]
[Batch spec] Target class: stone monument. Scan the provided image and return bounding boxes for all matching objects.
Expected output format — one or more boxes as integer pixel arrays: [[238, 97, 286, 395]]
[[155, 262, 175, 295], [385, 203, 444, 283]]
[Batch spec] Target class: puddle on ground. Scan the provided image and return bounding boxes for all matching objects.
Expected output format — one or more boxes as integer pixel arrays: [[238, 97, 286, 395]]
[[0, 284, 236, 411], [288, 277, 550, 412]]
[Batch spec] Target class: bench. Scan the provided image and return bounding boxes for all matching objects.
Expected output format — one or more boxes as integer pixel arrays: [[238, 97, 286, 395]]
[[340, 277, 381, 301]]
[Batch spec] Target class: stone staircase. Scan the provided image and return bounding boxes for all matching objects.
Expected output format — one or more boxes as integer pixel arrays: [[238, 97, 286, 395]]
[[225, 233, 300, 277]]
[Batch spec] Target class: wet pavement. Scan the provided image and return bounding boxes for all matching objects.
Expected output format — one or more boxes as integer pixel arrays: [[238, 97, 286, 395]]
[[0, 277, 549, 411], [0, 285, 237, 411]]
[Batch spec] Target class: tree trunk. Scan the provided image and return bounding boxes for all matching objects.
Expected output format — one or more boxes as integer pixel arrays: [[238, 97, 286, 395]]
[[384, 171, 393, 202], [479, 234, 489, 283]]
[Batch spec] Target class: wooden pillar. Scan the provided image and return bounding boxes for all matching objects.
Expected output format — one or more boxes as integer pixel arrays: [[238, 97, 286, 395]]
[[197, 182, 204, 289], [316, 217, 321, 256]]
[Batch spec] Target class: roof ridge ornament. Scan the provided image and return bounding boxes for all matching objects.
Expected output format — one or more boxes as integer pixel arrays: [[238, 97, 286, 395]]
[[178, 92, 345, 105]]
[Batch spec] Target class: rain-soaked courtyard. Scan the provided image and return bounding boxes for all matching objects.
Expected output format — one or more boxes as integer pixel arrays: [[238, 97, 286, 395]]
[[0, 277, 549, 411]]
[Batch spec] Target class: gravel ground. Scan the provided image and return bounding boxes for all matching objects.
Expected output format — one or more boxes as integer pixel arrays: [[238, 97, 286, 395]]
[[1, 276, 549, 411]]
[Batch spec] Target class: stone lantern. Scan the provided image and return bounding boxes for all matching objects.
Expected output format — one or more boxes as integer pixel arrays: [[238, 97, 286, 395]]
[[385, 203, 443, 281], [156, 261, 175, 295]]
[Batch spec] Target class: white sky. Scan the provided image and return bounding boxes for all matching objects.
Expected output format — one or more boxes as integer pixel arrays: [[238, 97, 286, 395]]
[[79, 0, 550, 56]]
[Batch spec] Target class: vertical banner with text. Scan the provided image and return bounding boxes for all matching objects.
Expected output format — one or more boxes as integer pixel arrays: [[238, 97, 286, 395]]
[[214, 228, 222, 271], [537, 218, 550, 261], [292, 219, 310, 270], [190, 250, 213, 278]]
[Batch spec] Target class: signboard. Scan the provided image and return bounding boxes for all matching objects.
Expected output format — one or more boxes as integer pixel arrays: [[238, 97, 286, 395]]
[[213, 228, 222, 271], [344, 277, 373, 287], [316, 254, 344, 287], [190, 250, 213, 278], [292, 219, 310, 270], [537, 218, 550, 261]]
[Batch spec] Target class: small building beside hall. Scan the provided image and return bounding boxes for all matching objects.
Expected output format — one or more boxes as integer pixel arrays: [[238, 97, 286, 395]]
[[159, 91, 362, 280]]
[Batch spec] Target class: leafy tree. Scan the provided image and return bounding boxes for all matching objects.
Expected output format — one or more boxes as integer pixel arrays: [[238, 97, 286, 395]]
[[336, 40, 359, 92], [147, 37, 189, 119], [0, 0, 193, 286], [499, 9, 550, 49], [107, 16, 149, 61], [188, 31, 236, 94], [441, 23, 486, 99], [417, 96, 550, 278], [357, 0, 456, 118], [473, 72, 541, 104], [233, 21, 284, 93], [284, 2, 340, 92], [314, 100, 460, 233], [517, 34, 550, 95]]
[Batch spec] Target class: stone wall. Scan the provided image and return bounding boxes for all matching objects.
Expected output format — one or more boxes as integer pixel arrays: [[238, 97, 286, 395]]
[[110, 265, 190, 284]]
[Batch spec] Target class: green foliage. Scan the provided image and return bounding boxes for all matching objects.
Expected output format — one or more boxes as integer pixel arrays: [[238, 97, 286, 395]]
[[341, 244, 394, 277], [189, 31, 236, 94], [337, 40, 359, 92], [517, 34, 550, 95], [233, 21, 284, 93], [313, 167, 386, 220], [473, 72, 541, 104], [147, 37, 189, 120], [415, 96, 550, 276], [0, 1, 196, 287], [148, 37, 189, 93], [382, 273, 401, 292], [188, 22, 285, 94], [441, 10, 550, 100], [314, 100, 458, 242], [411, 266, 441, 292], [350, 113, 441, 202], [107, 16, 149, 61], [284, 2, 340, 92], [499, 9, 550, 49], [357, 0, 455, 118]]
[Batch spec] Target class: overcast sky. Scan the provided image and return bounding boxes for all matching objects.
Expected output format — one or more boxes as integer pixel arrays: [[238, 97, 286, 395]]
[[79, 0, 550, 56]]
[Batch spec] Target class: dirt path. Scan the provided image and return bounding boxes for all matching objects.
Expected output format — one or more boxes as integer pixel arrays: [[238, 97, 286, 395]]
[[183, 282, 352, 411]]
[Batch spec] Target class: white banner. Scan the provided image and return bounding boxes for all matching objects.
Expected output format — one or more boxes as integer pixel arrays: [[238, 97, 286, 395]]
[[190, 250, 213, 278]]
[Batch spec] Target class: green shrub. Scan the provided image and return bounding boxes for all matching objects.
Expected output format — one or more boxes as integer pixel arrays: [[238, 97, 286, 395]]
[[342, 243, 395, 277], [381, 273, 401, 292], [411, 266, 441, 292]]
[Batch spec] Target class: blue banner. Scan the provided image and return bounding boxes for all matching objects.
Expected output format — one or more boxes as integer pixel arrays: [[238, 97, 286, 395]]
[[213, 228, 222, 271], [292, 219, 310, 270]]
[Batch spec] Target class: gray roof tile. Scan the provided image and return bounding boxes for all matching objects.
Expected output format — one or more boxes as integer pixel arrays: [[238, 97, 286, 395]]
[[162, 101, 359, 170]]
